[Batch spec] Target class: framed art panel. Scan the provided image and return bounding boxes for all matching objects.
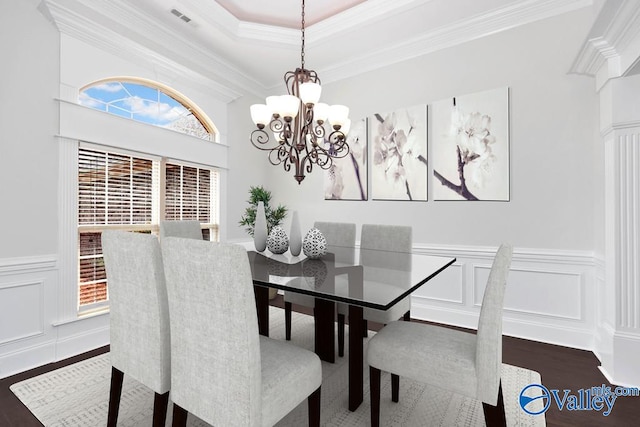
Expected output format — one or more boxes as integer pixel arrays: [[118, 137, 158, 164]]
[[370, 105, 428, 201], [324, 117, 368, 200], [431, 87, 510, 201]]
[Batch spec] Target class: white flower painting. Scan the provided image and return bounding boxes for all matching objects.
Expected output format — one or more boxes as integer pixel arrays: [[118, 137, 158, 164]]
[[324, 118, 368, 200], [370, 105, 428, 201], [432, 87, 510, 201]]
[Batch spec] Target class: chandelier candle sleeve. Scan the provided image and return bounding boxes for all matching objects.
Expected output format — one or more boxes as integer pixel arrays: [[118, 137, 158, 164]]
[[249, 0, 351, 184]]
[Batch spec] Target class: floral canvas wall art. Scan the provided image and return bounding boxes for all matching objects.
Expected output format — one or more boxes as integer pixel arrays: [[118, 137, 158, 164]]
[[432, 87, 510, 201], [324, 118, 368, 200], [370, 105, 428, 201]]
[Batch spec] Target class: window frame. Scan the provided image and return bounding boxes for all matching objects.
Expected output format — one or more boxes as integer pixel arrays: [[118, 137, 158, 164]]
[[79, 77, 220, 142], [56, 76, 227, 323], [76, 143, 220, 313]]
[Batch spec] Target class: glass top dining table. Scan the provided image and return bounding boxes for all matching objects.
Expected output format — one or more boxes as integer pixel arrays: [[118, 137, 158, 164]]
[[245, 244, 456, 411]]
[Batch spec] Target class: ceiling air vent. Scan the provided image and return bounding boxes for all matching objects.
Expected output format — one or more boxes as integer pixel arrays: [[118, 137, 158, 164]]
[[170, 8, 191, 23]]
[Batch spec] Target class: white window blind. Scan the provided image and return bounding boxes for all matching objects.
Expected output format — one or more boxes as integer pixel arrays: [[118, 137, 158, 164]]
[[77, 147, 219, 309]]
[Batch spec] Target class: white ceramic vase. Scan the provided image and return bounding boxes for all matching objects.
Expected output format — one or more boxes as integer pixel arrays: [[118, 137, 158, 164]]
[[267, 225, 289, 254], [303, 228, 327, 259], [289, 211, 302, 256], [253, 201, 268, 252]]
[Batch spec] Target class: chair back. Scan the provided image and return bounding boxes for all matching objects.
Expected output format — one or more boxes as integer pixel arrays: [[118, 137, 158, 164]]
[[359, 224, 413, 286], [159, 220, 202, 240], [161, 238, 261, 426], [101, 230, 170, 394], [361, 224, 412, 252], [314, 221, 356, 247], [475, 243, 513, 405]]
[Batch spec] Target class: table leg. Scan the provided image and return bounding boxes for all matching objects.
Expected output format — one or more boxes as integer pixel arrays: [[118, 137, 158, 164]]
[[254, 285, 269, 337], [348, 304, 363, 411], [314, 298, 335, 363]]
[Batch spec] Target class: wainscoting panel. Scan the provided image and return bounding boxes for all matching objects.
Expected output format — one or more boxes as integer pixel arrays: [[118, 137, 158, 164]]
[[0, 255, 110, 379], [473, 266, 583, 320], [411, 244, 596, 350], [412, 262, 465, 304], [0, 280, 45, 345]]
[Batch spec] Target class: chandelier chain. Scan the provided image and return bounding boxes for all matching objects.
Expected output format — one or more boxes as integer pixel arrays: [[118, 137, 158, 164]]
[[249, 0, 350, 184], [300, 0, 305, 69]]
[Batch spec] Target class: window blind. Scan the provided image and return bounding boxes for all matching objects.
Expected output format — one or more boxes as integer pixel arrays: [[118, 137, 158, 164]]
[[78, 148, 154, 307], [77, 147, 219, 309]]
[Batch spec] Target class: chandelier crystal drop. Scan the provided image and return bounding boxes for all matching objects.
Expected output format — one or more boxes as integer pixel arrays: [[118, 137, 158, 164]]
[[249, 0, 351, 184]]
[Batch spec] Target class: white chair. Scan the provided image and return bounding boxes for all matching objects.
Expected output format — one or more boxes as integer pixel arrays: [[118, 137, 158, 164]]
[[161, 237, 322, 427], [101, 230, 170, 427], [336, 224, 412, 354], [284, 221, 356, 345], [159, 219, 202, 240], [367, 243, 513, 427]]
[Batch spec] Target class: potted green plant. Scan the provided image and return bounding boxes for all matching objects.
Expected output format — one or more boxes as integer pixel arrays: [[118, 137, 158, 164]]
[[239, 185, 287, 236], [239, 186, 287, 300]]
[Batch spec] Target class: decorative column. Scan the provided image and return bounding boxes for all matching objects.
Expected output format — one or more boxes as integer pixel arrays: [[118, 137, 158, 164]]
[[571, 0, 640, 386], [603, 78, 640, 385]]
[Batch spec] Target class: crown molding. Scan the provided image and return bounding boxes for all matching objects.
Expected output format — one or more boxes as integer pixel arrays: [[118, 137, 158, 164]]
[[182, 0, 428, 47], [41, 0, 262, 101], [41, 0, 593, 99], [317, 0, 593, 86], [570, 0, 640, 90]]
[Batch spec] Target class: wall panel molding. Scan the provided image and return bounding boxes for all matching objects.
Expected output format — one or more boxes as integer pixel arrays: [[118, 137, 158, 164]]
[[0, 255, 110, 379], [0, 255, 56, 276], [411, 243, 595, 350], [0, 280, 45, 345]]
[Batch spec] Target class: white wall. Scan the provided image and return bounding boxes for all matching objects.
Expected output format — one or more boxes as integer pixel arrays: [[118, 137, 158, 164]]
[[257, 8, 600, 350], [226, 94, 270, 242], [0, 0, 59, 258], [269, 8, 598, 252]]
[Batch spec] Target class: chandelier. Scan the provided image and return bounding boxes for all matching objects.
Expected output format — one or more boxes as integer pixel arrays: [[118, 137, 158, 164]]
[[249, 0, 351, 184]]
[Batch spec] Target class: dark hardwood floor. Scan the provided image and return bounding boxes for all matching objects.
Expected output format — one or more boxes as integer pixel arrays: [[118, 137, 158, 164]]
[[1, 297, 638, 426]]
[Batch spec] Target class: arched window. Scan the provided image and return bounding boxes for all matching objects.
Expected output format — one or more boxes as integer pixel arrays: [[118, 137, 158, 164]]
[[79, 77, 218, 141], [75, 77, 221, 310]]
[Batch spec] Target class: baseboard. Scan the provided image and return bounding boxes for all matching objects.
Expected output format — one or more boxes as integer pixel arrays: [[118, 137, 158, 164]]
[[53, 311, 110, 363], [0, 341, 57, 379], [0, 321, 109, 380]]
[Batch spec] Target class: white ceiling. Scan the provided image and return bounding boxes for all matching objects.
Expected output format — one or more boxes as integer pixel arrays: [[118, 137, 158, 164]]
[[42, 0, 593, 101], [214, 0, 368, 28]]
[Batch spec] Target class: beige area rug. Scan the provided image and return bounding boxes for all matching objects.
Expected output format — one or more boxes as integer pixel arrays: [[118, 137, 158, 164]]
[[11, 307, 545, 426]]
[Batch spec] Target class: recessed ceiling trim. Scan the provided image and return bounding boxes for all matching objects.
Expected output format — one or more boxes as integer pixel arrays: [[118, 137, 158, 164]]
[[315, 0, 594, 87]]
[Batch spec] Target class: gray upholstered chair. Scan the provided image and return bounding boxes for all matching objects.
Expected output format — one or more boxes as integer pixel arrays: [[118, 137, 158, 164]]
[[284, 221, 356, 346], [161, 237, 322, 427], [367, 243, 513, 427], [336, 224, 413, 354], [101, 230, 170, 427], [159, 219, 202, 240]]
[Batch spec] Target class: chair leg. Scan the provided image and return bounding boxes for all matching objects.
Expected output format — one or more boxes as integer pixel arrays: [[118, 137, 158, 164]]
[[403, 310, 410, 321], [369, 366, 381, 427], [338, 313, 345, 357], [152, 391, 170, 427], [107, 366, 124, 427], [285, 301, 293, 340], [391, 374, 400, 403], [308, 386, 321, 427], [482, 380, 507, 427], [172, 404, 189, 427]]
